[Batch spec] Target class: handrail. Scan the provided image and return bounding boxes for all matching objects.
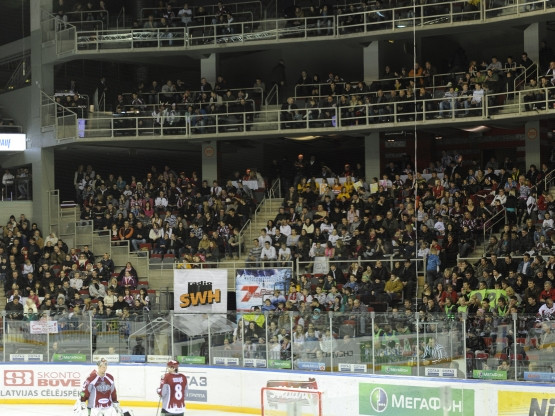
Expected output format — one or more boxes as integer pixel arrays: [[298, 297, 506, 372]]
[[483, 207, 507, 252], [63, 9, 109, 29], [265, 83, 279, 106], [530, 168, 555, 195], [140, 1, 263, 21], [41, 91, 78, 141], [3, 54, 31, 92], [121, 88, 263, 107], [237, 218, 251, 258], [267, 178, 281, 199], [67, 88, 555, 141], [52, 0, 552, 54], [65, 20, 104, 32], [116, 7, 125, 30]]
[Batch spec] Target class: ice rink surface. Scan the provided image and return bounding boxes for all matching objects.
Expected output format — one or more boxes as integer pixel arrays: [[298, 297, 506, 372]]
[[0, 404, 252, 416]]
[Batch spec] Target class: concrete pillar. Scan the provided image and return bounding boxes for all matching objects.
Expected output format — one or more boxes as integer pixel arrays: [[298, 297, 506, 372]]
[[201, 141, 218, 182], [523, 23, 540, 65], [363, 42, 380, 84], [200, 54, 218, 87], [365, 132, 381, 182], [524, 120, 540, 171]]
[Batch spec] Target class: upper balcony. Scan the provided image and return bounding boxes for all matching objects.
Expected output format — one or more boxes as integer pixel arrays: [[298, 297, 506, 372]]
[[41, 84, 555, 144], [41, 0, 555, 61]]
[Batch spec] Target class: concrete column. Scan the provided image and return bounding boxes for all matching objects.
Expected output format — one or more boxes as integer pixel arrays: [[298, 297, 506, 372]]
[[363, 42, 380, 84], [201, 141, 218, 182], [523, 23, 540, 65], [365, 132, 381, 182], [524, 120, 540, 170], [200, 54, 218, 87]]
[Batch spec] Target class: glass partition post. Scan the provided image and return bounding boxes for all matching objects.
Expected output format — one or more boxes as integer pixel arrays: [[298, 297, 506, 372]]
[[370, 311, 375, 375], [208, 314, 212, 365], [328, 312, 333, 372], [512, 312, 518, 381], [89, 311, 94, 360], [2, 311, 5, 362], [415, 311, 420, 373], [241, 316, 246, 365], [46, 323, 50, 362], [462, 312, 467, 379], [171, 312, 175, 359], [265, 312, 269, 364], [289, 313, 294, 370]]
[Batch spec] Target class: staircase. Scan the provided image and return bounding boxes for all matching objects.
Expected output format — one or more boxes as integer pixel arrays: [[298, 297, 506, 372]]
[[241, 197, 284, 258], [251, 104, 279, 131]]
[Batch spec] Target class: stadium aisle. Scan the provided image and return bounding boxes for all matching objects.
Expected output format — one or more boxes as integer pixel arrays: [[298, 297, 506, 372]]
[[0, 404, 251, 415]]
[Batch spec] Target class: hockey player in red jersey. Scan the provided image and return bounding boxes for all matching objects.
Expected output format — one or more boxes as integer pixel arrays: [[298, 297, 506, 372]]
[[157, 360, 188, 415], [78, 358, 121, 416]]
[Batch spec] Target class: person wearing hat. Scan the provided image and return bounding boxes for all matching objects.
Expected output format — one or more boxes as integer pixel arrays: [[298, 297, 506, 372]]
[[157, 360, 187, 415]]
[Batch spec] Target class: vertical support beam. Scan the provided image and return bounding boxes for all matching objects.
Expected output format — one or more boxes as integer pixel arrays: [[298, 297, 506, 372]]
[[363, 42, 380, 85], [202, 141, 218, 182], [524, 120, 540, 171], [200, 54, 219, 87], [523, 23, 540, 66], [365, 132, 381, 182]]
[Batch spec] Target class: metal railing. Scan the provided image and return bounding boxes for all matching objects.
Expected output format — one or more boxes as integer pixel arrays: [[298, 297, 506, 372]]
[[140, 1, 263, 22], [63, 87, 555, 142], [41, 91, 78, 141], [2, 309, 552, 382], [42, 2, 555, 55], [121, 88, 263, 109], [482, 208, 507, 251], [3, 54, 31, 93], [56, 20, 77, 55], [63, 9, 109, 29]]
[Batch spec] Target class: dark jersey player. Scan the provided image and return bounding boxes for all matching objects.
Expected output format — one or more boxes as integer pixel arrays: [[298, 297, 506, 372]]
[[157, 360, 188, 415]]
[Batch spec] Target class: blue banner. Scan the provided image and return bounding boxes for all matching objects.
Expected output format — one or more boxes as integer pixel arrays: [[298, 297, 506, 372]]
[[119, 354, 146, 363], [235, 268, 292, 311]]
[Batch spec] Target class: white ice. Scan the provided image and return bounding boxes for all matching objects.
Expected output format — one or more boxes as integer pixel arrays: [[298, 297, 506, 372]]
[[0, 404, 252, 416]]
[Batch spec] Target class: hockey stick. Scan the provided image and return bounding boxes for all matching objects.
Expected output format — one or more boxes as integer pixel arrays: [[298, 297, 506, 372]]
[[155, 367, 168, 416], [155, 395, 162, 416]]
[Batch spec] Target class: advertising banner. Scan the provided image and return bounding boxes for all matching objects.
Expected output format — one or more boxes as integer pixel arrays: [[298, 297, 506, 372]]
[[381, 365, 412, 375], [177, 356, 206, 365], [52, 354, 87, 362], [174, 269, 227, 313], [425, 368, 457, 377], [29, 321, 58, 334], [235, 268, 292, 311], [472, 369, 507, 380], [359, 383, 475, 416], [498, 391, 555, 416], [0, 366, 85, 400], [523, 372, 555, 382]]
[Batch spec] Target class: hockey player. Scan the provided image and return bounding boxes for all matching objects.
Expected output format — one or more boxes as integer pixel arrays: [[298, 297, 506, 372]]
[[157, 360, 188, 415], [78, 358, 121, 416]]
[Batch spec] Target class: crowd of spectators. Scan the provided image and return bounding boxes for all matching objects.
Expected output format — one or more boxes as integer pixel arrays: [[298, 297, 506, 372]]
[[55, 47, 555, 137], [73, 163, 263, 263], [107, 76, 262, 135], [2, 167, 32, 201], [281, 53, 555, 128], [1, 208, 153, 331], [0, 118, 20, 133], [2, 149, 555, 376], [52, 0, 554, 36], [234, 151, 555, 374]]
